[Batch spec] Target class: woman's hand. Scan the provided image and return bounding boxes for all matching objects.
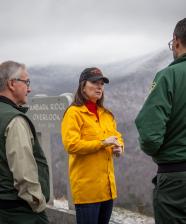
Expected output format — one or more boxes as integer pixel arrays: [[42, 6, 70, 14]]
[[112, 146, 123, 157], [102, 136, 120, 147]]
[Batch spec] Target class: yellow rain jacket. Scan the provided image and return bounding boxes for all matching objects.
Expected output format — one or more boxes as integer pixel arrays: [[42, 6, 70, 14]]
[[61, 105, 124, 204]]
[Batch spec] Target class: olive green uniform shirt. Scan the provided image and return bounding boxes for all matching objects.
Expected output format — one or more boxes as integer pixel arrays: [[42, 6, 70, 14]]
[[135, 54, 186, 163]]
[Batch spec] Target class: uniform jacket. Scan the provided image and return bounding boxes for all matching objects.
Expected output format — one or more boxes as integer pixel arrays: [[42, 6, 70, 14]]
[[135, 54, 186, 164], [61, 105, 124, 204]]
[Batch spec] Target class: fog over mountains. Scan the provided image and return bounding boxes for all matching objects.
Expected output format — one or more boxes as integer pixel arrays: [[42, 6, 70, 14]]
[[28, 49, 173, 214], [28, 49, 172, 97]]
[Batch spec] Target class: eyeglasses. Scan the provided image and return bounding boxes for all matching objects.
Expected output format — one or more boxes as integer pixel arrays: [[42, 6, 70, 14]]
[[168, 39, 175, 51], [11, 78, 30, 87]]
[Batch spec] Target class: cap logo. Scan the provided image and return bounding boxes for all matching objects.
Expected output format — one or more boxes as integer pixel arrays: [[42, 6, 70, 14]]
[[79, 67, 109, 83], [90, 69, 102, 75]]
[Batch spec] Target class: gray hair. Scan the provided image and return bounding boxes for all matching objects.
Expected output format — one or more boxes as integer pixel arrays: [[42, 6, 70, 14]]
[[0, 61, 26, 91]]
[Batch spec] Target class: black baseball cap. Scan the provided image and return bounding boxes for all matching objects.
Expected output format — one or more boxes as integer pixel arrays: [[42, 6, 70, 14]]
[[79, 67, 109, 84]]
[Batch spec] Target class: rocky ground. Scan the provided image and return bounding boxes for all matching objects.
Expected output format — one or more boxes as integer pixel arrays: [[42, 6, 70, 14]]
[[110, 207, 154, 224]]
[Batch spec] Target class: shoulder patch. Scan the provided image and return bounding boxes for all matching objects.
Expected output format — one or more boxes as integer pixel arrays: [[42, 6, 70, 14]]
[[149, 81, 156, 93]]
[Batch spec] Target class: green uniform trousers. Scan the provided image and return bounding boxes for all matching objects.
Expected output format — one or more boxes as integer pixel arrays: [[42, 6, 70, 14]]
[[153, 172, 186, 224], [0, 206, 49, 224]]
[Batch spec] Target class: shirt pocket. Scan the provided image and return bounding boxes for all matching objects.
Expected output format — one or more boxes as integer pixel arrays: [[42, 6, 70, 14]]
[[81, 128, 100, 140]]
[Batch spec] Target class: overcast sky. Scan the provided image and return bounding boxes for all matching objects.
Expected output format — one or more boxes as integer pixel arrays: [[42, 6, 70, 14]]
[[0, 0, 185, 66]]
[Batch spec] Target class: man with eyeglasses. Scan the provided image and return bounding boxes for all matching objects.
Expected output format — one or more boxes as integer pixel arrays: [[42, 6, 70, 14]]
[[135, 18, 186, 223], [0, 61, 50, 223]]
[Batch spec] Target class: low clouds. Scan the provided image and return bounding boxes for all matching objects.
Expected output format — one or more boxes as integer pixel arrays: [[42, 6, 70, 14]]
[[0, 0, 185, 65]]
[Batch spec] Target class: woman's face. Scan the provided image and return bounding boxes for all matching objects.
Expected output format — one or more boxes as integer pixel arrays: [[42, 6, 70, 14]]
[[83, 79, 104, 103]]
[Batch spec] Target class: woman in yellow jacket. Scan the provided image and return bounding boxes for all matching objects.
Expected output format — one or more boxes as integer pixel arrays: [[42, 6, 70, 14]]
[[61, 67, 124, 224]]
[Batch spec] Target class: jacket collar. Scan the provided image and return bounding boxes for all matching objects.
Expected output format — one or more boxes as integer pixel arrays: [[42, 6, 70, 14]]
[[169, 53, 186, 66], [79, 104, 105, 115], [0, 96, 28, 113]]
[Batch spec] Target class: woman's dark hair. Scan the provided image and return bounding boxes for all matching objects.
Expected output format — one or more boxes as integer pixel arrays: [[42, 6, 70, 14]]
[[71, 80, 104, 107], [174, 18, 186, 47], [63, 80, 114, 118]]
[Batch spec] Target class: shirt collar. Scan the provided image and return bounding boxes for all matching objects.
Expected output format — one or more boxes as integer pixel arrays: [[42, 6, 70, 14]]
[[0, 96, 28, 113], [169, 53, 186, 66], [79, 104, 104, 115]]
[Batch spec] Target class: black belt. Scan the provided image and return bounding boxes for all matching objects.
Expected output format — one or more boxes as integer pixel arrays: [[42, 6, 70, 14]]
[[0, 199, 30, 209], [158, 162, 186, 173]]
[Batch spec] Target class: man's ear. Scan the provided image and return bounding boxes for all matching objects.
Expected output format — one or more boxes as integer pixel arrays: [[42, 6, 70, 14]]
[[7, 80, 15, 91], [175, 42, 179, 50], [176, 37, 184, 50]]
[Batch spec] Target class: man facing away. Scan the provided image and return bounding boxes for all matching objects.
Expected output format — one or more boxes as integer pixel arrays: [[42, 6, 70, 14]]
[[135, 18, 186, 224], [0, 61, 50, 224]]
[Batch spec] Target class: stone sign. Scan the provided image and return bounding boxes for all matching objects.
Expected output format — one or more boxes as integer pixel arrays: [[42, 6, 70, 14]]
[[27, 93, 72, 204]]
